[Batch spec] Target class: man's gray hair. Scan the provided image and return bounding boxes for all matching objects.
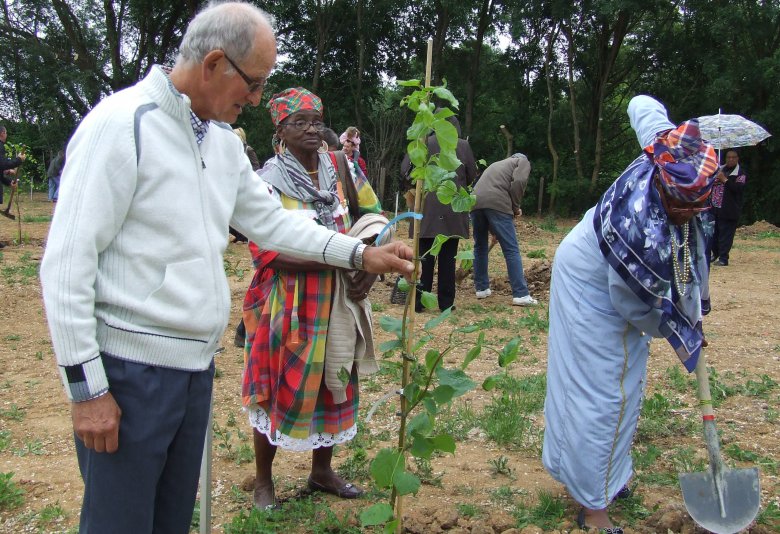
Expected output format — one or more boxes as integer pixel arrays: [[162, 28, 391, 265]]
[[0, 125, 6, 135], [177, 1, 274, 66]]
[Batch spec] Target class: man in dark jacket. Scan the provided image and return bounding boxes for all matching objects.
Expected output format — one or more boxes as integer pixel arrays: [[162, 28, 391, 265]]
[[1, 125, 26, 248], [400, 115, 477, 312], [711, 150, 746, 266], [1, 125, 26, 204]]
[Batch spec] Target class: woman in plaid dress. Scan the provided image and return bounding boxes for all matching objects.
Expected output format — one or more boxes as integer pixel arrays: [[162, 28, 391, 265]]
[[241, 88, 382, 509]]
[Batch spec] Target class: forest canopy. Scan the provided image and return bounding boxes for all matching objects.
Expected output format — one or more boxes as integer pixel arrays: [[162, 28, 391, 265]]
[[2, 0, 778, 223]]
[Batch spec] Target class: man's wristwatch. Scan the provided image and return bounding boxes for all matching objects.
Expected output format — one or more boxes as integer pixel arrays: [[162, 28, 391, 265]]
[[353, 243, 367, 270]]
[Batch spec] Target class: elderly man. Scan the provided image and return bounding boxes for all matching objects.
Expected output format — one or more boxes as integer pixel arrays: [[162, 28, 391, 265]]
[[710, 150, 747, 266], [39, 3, 412, 533], [0, 125, 26, 247], [470, 154, 537, 306]]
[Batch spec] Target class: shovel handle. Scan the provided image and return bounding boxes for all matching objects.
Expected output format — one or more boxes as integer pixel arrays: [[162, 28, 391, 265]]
[[694, 350, 715, 420]]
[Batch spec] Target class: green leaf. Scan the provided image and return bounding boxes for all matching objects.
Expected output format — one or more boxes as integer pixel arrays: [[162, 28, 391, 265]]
[[397, 277, 410, 292], [430, 434, 456, 454], [423, 164, 451, 193], [370, 448, 403, 488], [433, 86, 459, 108], [498, 337, 522, 368], [422, 397, 438, 416], [406, 412, 433, 436], [412, 334, 433, 353], [337, 366, 350, 386], [379, 315, 404, 336], [482, 374, 501, 391], [393, 470, 421, 496], [384, 519, 400, 534], [431, 384, 455, 404], [432, 119, 458, 151], [426, 234, 450, 257], [436, 180, 457, 205], [407, 140, 428, 167], [437, 151, 462, 172], [433, 107, 456, 120], [378, 338, 403, 352], [455, 324, 480, 334], [420, 291, 437, 309], [398, 79, 421, 87], [425, 349, 441, 373], [360, 503, 394, 527], [436, 367, 476, 397], [409, 435, 435, 459], [424, 307, 452, 330], [461, 344, 481, 370], [403, 382, 421, 405], [451, 190, 477, 213], [455, 248, 475, 261]]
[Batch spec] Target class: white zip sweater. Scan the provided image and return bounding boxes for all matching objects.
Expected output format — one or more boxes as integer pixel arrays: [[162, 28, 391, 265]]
[[41, 66, 364, 401]]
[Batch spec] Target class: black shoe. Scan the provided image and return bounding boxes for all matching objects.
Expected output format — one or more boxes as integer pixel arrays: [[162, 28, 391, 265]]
[[234, 332, 245, 348], [0, 242, 5, 249], [716, 259, 728, 266], [614, 485, 632, 500]]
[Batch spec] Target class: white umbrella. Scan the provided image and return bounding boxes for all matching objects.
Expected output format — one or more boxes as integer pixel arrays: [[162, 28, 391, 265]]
[[697, 110, 771, 150]]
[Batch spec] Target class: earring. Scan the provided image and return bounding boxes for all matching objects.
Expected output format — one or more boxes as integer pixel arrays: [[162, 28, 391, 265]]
[[318, 140, 329, 154], [277, 140, 286, 155]]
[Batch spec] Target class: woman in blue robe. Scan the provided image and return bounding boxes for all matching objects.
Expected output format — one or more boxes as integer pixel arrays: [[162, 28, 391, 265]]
[[542, 95, 718, 533]]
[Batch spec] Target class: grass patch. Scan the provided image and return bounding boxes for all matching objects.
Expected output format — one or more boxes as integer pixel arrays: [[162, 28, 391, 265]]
[[22, 214, 52, 223], [434, 401, 479, 441], [611, 491, 654, 526], [526, 249, 547, 259], [516, 310, 548, 333], [538, 216, 560, 233], [0, 472, 25, 511], [0, 404, 26, 422], [225, 495, 361, 534], [636, 392, 695, 441], [757, 501, 780, 529], [456, 502, 480, 518], [723, 444, 778, 475], [512, 490, 567, 531], [1, 252, 39, 285], [481, 393, 542, 452]]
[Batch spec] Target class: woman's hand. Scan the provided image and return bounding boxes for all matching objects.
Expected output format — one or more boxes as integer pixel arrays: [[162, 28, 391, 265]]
[[347, 270, 378, 301]]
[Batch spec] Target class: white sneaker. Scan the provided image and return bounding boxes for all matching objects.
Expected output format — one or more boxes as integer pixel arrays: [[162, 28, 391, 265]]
[[475, 288, 492, 299], [512, 295, 538, 306]]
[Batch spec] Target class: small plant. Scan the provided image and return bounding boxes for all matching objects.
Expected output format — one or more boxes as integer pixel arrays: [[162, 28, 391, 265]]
[[456, 503, 480, 518], [338, 446, 370, 481], [229, 484, 249, 504], [538, 215, 559, 232], [665, 365, 693, 393], [757, 500, 780, 528], [724, 444, 778, 475], [0, 430, 10, 452], [0, 472, 25, 511], [4, 334, 21, 341], [611, 491, 654, 526], [632, 444, 662, 470], [0, 404, 26, 422], [22, 215, 52, 223], [212, 421, 235, 460], [234, 443, 255, 466], [1, 252, 39, 285], [490, 485, 521, 506], [14, 439, 44, 457], [36, 502, 67, 528], [413, 456, 443, 487], [34, 351, 44, 361], [513, 490, 567, 531], [488, 455, 513, 477], [223, 258, 246, 281], [516, 310, 549, 333], [636, 391, 695, 440], [371, 301, 386, 312], [526, 249, 547, 259]]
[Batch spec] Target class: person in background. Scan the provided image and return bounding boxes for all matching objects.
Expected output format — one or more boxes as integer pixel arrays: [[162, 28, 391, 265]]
[[39, 4, 412, 533], [0, 124, 25, 248], [470, 153, 538, 306], [543, 95, 717, 533], [233, 126, 261, 171], [243, 87, 383, 509], [400, 114, 477, 313], [47, 148, 66, 204], [322, 127, 339, 152], [710, 149, 746, 266], [342, 136, 368, 179]]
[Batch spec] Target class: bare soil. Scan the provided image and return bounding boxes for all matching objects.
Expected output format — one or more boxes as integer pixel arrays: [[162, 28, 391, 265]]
[[1, 194, 778, 533]]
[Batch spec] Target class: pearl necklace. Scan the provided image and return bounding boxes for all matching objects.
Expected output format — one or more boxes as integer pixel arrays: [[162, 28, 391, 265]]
[[669, 222, 691, 296]]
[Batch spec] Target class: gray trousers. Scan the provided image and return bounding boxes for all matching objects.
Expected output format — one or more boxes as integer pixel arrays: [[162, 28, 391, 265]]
[[76, 354, 214, 534]]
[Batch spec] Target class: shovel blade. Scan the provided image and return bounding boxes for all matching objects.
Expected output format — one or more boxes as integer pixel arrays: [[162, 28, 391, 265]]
[[680, 467, 760, 534], [1, 211, 14, 220]]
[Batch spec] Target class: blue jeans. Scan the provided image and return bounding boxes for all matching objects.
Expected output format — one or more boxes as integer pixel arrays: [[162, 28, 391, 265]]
[[471, 208, 529, 298]]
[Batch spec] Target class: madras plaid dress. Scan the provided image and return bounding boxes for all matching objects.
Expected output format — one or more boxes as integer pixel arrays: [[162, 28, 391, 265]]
[[242, 168, 381, 450]]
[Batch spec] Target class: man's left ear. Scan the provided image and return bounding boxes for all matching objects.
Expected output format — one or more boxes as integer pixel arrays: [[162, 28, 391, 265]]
[[201, 50, 224, 83]]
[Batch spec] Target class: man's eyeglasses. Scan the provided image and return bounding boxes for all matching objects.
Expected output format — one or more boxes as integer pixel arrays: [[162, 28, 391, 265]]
[[223, 53, 266, 93], [283, 119, 326, 132]]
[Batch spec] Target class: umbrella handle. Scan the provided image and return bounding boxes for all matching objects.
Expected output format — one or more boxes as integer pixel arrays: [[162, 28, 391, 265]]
[[693, 350, 728, 518]]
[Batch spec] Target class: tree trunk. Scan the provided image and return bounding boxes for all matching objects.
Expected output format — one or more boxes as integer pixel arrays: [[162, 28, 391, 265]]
[[354, 0, 366, 128], [544, 24, 560, 212], [561, 21, 585, 183], [589, 11, 630, 192], [464, 0, 495, 136]]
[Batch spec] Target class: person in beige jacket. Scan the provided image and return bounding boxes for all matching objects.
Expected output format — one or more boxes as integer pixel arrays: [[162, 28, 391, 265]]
[[470, 153, 538, 306]]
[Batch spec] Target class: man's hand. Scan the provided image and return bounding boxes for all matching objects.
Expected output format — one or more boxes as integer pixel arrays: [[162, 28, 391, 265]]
[[72, 392, 122, 453], [362, 241, 414, 274], [18, 152, 26, 162], [716, 170, 728, 184], [347, 270, 378, 301]]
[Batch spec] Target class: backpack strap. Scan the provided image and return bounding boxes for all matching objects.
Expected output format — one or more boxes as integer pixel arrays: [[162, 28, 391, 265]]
[[329, 150, 361, 221]]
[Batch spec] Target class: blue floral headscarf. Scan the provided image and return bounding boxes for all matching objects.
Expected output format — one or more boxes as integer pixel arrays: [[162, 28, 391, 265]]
[[593, 122, 717, 372]]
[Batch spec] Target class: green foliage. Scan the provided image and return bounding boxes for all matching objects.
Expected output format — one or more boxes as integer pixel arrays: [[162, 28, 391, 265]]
[[227, 495, 361, 534], [512, 490, 567, 531], [723, 444, 778, 475], [636, 392, 695, 440], [1, 252, 40, 285], [0, 472, 25, 511], [526, 249, 547, 259], [757, 501, 780, 528]]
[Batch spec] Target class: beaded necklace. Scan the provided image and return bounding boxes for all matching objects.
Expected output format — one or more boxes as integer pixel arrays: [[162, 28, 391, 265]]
[[669, 221, 692, 296]]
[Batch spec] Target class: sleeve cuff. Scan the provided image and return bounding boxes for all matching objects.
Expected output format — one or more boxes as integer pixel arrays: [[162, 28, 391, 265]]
[[322, 232, 364, 269], [58, 354, 109, 402]]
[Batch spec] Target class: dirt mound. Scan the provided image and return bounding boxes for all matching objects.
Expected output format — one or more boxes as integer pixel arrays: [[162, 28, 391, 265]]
[[735, 220, 780, 237]]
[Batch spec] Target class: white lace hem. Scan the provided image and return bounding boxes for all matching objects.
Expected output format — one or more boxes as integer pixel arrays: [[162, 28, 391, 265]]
[[247, 407, 357, 452]]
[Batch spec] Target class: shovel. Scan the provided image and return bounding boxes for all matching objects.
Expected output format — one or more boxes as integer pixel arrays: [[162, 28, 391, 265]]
[[2, 185, 15, 220], [679, 349, 760, 534]]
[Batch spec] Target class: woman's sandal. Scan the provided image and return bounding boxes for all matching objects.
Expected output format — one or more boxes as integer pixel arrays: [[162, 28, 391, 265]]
[[576, 507, 624, 534], [307, 476, 364, 499]]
